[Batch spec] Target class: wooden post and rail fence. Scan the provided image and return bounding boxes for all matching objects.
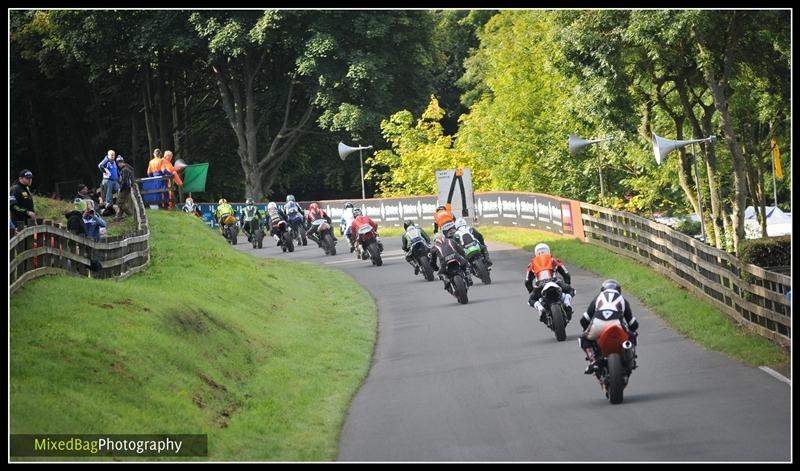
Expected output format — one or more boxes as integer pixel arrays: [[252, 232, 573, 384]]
[[9, 186, 791, 347]]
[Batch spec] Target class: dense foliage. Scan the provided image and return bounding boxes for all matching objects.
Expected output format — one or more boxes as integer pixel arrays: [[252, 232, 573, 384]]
[[10, 9, 790, 254]]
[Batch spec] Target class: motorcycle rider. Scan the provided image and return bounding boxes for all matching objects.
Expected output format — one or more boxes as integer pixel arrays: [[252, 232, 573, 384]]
[[452, 217, 493, 267], [432, 204, 455, 234], [305, 202, 337, 247], [348, 207, 382, 259], [524, 243, 575, 323], [401, 219, 432, 275], [429, 232, 473, 292], [580, 279, 639, 374], [265, 201, 290, 246], [239, 198, 264, 243], [340, 202, 357, 252], [183, 196, 201, 217], [284, 194, 307, 244], [214, 198, 236, 236]]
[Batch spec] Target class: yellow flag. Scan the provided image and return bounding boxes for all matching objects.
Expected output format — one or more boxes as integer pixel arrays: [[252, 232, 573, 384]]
[[771, 139, 783, 181]]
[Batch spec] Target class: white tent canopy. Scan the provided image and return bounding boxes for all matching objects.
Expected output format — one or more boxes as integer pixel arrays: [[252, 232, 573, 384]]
[[744, 206, 792, 238]]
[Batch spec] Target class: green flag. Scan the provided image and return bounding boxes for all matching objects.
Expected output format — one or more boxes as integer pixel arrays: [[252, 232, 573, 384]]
[[181, 163, 209, 193]]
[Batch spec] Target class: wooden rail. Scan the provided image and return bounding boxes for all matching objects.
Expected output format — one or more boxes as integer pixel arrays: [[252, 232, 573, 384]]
[[579, 202, 791, 346], [9, 184, 151, 294]]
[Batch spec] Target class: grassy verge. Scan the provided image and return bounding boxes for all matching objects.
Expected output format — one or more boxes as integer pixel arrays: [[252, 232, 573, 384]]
[[479, 225, 789, 371], [11, 209, 377, 460]]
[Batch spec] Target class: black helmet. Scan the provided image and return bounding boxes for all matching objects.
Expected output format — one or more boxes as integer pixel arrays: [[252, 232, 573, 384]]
[[436, 205, 447, 212], [344, 202, 354, 209], [601, 279, 621, 293], [403, 219, 414, 229], [352, 207, 362, 216]]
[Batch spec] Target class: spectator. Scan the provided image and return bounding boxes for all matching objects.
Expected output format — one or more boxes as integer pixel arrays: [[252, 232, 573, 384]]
[[143, 148, 163, 206], [160, 150, 183, 208], [82, 205, 107, 242], [10, 169, 36, 227], [9, 195, 17, 234], [64, 198, 87, 236], [98, 149, 120, 208], [99, 201, 116, 218], [115, 155, 135, 220], [76, 183, 92, 201]]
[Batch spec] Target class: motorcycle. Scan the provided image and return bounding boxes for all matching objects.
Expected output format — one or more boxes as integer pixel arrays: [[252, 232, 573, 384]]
[[311, 219, 337, 256], [248, 218, 264, 249], [220, 214, 239, 245], [409, 240, 435, 281], [590, 323, 636, 404], [271, 219, 295, 253], [355, 224, 383, 266], [454, 228, 491, 284], [340, 214, 354, 237], [440, 255, 469, 304], [289, 213, 308, 246], [538, 278, 571, 341]]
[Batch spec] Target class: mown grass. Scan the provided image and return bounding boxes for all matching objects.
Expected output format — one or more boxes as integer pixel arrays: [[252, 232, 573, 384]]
[[479, 225, 789, 370], [10, 209, 377, 461]]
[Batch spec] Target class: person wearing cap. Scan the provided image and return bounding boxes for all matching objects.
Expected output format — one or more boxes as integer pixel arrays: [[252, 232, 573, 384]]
[[98, 149, 120, 208], [10, 169, 36, 226], [64, 198, 88, 236], [115, 155, 135, 220]]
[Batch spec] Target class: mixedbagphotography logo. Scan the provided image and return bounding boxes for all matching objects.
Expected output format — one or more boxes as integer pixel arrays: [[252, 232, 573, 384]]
[[10, 434, 208, 457]]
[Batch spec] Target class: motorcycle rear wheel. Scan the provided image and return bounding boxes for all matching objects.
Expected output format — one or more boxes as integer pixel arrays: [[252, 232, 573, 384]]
[[607, 353, 626, 404], [453, 275, 469, 304], [323, 233, 336, 256], [419, 256, 434, 281], [473, 258, 491, 285]]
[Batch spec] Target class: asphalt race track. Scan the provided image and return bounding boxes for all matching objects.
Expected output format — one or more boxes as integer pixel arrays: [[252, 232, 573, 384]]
[[234, 234, 790, 462]]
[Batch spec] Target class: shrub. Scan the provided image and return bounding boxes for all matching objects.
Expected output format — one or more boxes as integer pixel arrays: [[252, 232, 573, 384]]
[[739, 235, 791, 268], [673, 218, 702, 236]]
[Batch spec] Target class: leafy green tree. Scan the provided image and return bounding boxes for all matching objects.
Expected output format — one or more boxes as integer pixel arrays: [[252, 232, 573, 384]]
[[456, 11, 590, 199], [366, 96, 488, 196], [190, 10, 437, 200]]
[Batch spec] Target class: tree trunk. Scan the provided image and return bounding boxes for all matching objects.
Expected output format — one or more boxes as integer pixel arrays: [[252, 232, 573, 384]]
[[676, 79, 726, 249], [143, 66, 157, 153], [131, 112, 140, 176], [157, 66, 172, 152], [696, 13, 747, 255], [211, 53, 314, 202], [172, 85, 181, 158]]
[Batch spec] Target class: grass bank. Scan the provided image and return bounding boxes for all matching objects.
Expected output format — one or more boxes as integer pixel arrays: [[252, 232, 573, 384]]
[[479, 225, 788, 372], [10, 209, 377, 460]]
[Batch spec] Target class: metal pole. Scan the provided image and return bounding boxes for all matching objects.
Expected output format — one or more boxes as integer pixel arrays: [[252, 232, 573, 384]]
[[359, 148, 366, 201], [691, 142, 706, 241], [597, 146, 605, 206], [771, 146, 779, 208]]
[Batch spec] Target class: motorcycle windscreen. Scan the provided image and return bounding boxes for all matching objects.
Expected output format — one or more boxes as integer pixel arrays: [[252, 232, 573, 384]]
[[597, 323, 629, 357]]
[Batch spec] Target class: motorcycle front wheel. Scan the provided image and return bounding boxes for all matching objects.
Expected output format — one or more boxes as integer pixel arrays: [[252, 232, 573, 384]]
[[551, 303, 567, 341]]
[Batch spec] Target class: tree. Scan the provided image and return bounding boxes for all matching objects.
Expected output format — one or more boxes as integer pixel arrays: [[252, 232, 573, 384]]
[[190, 10, 437, 200], [366, 96, 488, 196]]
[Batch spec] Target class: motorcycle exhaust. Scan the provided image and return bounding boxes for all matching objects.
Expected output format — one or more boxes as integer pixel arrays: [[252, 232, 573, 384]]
[[622, 340, 634, 364]]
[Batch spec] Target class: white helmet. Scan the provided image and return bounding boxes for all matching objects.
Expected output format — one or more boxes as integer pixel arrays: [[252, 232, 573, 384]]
[[534, 243, 550, 256], [267, 202, 277, 211], [441, 221, 455, 235], [454, 218, 467, 230]]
